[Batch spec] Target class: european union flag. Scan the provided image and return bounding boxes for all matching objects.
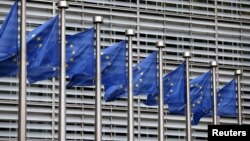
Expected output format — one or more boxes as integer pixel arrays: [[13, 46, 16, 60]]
[[67, 40, 126, 87], [190, 71, 212, 125], [0, 0, 18, 62], [66, 28, 95, 86], [104, 51, 157, 102], [101, 40, 126, 85], [217, 79, 236, 117], [27, 16, 59, 83], [164, 63, 186, 114], [133, 51, 157, 95], [145, 63, 186, 115], [101, 40, 127, 101]]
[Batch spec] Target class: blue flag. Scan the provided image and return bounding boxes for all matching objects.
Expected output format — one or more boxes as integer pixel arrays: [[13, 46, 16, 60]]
[[67, 40, 126, 87], [66, 28, 95, 86], [133, 51, 157, 95], [104, 51, 157, 102], [164, 63, 186, 114], [190, 71, 212, 125], [145, 63, 186, 115], [102, 41, 127, 101], [27, 16, 59, 83], [217, 79, 236, 117], [0, 0, 18, 62], [101, 40, 126, 85]]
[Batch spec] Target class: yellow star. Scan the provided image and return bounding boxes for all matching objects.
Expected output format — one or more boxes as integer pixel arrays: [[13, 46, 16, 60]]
[[70, 44, 74, 48], [37, 37, 41, 41], [106, 56, 110, 60], [38, 44, 43, 48], [53, 67, 57, 71], [108, 62, 112, 66], [72, 51, 76, 55], [70, 58, 74, 62], [139, 78, 143, 82], [170, 83, 174, 86], [135, 84, 139, 87], [32, 34, 36, 38]]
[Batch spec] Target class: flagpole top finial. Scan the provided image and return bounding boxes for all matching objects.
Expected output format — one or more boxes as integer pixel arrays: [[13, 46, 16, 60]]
[[93, 16, 103, 23], [125, 29, 135, 36], [235, 69, 243, 75], [183, 51, 191, 58], [156, 41, 165, 48], [210, 61, 218, 67], [57, 1, 69, 9]]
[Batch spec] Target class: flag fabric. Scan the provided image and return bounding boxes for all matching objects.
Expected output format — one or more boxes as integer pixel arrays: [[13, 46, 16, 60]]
[[164, 63, 186, 114], [190, 71, 212, 125], [217, 79, 236, 117], [104, 51, 157, 102], [27, 16, 59, 83], [101, 40, 126, 85], [0, 0, 18, 62], [100, 40, 127, 101], [66, 28, 95, 86], [67, 40, 126, 87], [0, 56, 18, 77], [145, 63, 186, 115], [133, 51, 157, 95]]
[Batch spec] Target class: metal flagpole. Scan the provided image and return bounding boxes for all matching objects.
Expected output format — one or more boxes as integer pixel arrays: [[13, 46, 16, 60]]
[[52, 2, 56, 140], [183, 52, 192, 141], [57, 1, 69, 141], [52, 78, 56, 141], [18, 0, 27, 141], [126, 29, 135, 141], [156, 41, 165, 141], [93, 16, 103, 141], [210, 61, 218, 125], [235, 69, 243, 125]]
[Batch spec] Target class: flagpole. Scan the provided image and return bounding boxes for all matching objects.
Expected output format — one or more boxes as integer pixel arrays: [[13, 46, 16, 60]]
[[18, 0, 27, 141], [93, 16, 103, 141], [235, 69, 243, 125], [183, 52, 192, 141], [126, 29, 135, 141], [57, 1, 68, 141], [156, 41, 165, 141], [210, 61, 218, 125]]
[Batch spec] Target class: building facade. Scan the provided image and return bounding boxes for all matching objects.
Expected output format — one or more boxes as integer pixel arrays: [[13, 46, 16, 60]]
[[0, 0, 250, 140]]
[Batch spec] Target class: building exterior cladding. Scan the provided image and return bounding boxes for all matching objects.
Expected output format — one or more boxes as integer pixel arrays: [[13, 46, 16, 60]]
[[0, 0, 250, 140]]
